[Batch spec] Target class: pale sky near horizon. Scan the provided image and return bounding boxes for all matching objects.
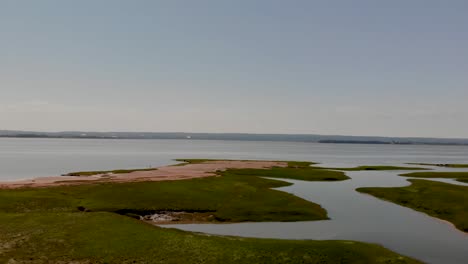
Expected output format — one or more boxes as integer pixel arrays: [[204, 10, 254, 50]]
[[1, 1, 467, 138]]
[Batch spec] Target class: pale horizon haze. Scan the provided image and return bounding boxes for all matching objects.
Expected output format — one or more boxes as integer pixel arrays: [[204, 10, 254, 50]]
[[1, 1, 467, 138]]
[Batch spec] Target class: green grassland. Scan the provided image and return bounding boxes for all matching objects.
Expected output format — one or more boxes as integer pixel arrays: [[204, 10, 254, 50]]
[[0, 160, 422, 263], [357, 179, 468, 232], [400, 171, 468, 183], [321, 165, 427, 171], [0, 171, 329, 222], [0, 212, 420, 263], [221, 167, 349, 182], [177, 159, 427, 172], [175, 159, 318, 168], [176, 159, 428, 172], [177, 159, 349, 181]]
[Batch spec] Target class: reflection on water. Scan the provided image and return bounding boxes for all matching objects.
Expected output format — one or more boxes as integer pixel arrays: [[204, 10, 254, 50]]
[[164, 171, 468, 264]]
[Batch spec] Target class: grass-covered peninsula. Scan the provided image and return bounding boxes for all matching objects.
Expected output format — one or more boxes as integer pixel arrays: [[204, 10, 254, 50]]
[[400, 171, 468, 183], [176, 159, 428, 172], [321, 165, 428, 171], [0, 159, 421, 263], [0, 212, 420, 264], [0, 168, 331, 222], [175, 159, 317, 167], [357, 179, 468, 232]]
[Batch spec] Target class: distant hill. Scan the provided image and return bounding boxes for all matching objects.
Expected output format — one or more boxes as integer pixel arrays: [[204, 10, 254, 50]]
[[0, 130, 467, 145]]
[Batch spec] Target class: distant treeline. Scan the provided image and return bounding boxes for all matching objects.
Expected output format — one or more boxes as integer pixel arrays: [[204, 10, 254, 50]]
[[1, 131, 467, 146], [320, 140, 386, 144]]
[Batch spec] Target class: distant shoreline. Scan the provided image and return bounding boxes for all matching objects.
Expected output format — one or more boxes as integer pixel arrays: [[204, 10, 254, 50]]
[[1, 131, 468, 146]]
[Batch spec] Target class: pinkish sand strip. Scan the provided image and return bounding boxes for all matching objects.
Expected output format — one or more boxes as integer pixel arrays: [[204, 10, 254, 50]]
[[0, 160, 287, 189]]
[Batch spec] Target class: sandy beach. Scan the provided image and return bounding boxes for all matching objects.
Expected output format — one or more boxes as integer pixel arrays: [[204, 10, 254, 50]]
[[0, 160, 287, 189]]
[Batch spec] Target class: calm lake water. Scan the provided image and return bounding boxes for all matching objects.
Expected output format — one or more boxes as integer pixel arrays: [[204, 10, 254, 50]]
[[1, 137, 468, 181], [1, 138, 468, 263]]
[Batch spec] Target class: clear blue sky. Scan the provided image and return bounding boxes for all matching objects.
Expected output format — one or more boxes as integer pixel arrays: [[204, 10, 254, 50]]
[[1, 0, 467, 138]]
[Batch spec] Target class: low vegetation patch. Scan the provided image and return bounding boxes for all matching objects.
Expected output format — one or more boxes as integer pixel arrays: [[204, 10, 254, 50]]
[[285, 160, 318, 168], [357, 179, 468, 232], [0, 212, 420, 263], [221, 166, 349, 181], [400, 171, 468, 183], [175, 159, 318, 168], [407, 163, 468, 168], [321, 165, 427, 171]]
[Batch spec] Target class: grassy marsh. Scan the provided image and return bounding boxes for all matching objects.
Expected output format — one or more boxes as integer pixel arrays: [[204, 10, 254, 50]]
[[175, 159, 318, 167], [0, 172, 328, 222], [0, 212, 421, 263], [357, 179, 468, 232], [0, 159, 423, 263], [221, 167, 349, 182], [177, 159, 427, 172], [400, 171, 468, 183], [321, 165, 428, 171]]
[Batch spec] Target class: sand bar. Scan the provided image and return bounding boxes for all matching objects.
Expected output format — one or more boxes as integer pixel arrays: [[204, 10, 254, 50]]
[[0, 160, 287, 189]]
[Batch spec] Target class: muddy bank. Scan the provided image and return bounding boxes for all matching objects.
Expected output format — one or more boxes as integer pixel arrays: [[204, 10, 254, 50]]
[[116, 209, 219, 224]]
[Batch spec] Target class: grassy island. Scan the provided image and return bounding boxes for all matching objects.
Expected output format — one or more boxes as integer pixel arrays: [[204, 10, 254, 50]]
[[400, 171, 468, 183], [0, 159, 421, 263], [357, 179, 468, 232]]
